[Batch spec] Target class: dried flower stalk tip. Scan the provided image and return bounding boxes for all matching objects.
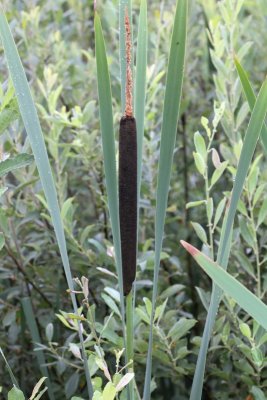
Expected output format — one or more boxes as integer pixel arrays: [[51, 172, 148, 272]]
[[125, 8, 133, 117]]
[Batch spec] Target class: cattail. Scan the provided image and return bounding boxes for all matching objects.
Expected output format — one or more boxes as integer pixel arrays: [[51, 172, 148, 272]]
[[119, 8, 137, 296], [119, 116, 137, 295]]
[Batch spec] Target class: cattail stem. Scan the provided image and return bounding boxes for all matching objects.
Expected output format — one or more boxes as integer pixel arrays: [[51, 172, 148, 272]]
[[119, 116, 137, 295], [126, 291, 135, 397]]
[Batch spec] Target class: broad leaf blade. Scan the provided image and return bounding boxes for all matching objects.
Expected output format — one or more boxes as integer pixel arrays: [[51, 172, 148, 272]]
[[0, 153, 33, 177], [8, 387, 25, 400]]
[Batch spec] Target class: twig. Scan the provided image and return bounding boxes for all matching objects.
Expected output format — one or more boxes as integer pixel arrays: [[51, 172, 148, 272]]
[[5, 240, 53, 307]]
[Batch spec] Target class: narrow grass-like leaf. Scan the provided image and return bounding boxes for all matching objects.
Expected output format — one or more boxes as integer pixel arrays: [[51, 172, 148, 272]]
[[0, 153, 33, 177], [29, 377, 47, 400], [0, 13, 93, 398], [21, 298, 54, 400], [135, 0, 147, 193], [94, 13, 125, 332], [190, 78, 267, 400], [143, 1, 188, 398], [219, 78, 267, 275], [234, 56, 267, 155], [0, 347, 19, 388], [31, 387, 47, 400], [190, 203, 232, 400], [119, 0, 132, 113], [181, 241, 267, 331]]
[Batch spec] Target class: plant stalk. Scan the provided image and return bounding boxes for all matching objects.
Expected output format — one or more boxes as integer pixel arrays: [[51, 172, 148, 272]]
[[126, 291, 134, 400]]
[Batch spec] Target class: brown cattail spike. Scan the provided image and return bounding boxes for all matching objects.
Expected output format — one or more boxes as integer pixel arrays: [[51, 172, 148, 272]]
[[125, 8, 133, 117], [119, 116, 137, 295]]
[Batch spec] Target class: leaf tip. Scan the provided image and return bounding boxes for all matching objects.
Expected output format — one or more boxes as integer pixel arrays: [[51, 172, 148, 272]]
[[233, 53, 239, 64], [180, 240, 199, 257]]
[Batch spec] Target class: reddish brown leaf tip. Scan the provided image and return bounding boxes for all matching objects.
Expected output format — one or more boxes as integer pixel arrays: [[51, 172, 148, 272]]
[[180, 240, 199, 257]]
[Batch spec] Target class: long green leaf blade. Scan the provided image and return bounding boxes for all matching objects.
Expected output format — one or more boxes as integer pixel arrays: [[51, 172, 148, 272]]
[[0, 12, 93, 398], [234, 56, 267, 154], [219, 78, 267, 267], [94, 13, 125, 332], [181, 242, 267, 331], [143, 1, 188, 398], [21, 298, 54, 400], [190, 77, 267, 400], [190, 203, 232, 400]]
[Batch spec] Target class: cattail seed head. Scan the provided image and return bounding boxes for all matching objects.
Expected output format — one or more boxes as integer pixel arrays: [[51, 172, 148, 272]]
[[119, 116, 137, 295]]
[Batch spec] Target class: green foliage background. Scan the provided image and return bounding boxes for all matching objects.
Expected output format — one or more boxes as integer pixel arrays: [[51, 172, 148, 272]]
[[1, 0, 267, 399]]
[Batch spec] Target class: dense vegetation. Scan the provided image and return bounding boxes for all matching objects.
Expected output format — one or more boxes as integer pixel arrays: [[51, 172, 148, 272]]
[[1, 0, 267, 399]]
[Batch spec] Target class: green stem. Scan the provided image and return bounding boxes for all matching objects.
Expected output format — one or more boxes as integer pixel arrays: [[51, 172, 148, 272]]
[[247, 191, 261, 297], [126, 290, 134, 400], [205, 173, 214, 260], [205, 132, 216, 260]]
